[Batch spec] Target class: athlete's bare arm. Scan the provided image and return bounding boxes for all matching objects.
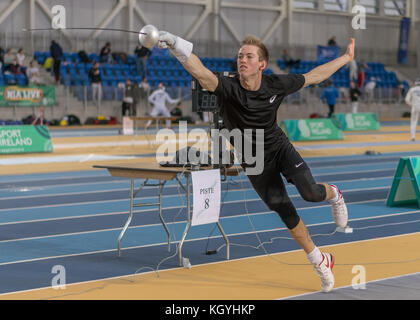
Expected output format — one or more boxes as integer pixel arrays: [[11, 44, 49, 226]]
[[181, 54, 219, 92], [157, 31, 219, 92], [303, 38, 355, 87]]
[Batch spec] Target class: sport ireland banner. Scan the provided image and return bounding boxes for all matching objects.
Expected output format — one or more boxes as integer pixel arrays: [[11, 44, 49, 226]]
[[279, 118, 344, 141], [0, 86, 55, 107], [332, 113, 380, 131], [0, 125, 53, 154]]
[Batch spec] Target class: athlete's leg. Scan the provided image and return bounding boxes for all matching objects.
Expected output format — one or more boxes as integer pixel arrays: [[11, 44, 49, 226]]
[[247, 161, 334, 292], [410, 108, 419, 140], [279, 143, 348, 227]]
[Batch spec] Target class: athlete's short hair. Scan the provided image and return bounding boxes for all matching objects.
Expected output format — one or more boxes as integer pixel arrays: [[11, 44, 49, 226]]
[[240, 35, 269, 64]]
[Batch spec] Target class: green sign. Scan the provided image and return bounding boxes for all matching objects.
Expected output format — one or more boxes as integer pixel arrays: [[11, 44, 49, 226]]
[[0, 125, 53, 154], [332, 113, 380, 131], [279, 118, 344, 141], [386, 157, 420, 208], [0, 86, 55, 106]]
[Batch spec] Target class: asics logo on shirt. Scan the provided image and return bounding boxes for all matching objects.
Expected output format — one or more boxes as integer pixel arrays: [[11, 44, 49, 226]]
[[269, 95, 277, 103]]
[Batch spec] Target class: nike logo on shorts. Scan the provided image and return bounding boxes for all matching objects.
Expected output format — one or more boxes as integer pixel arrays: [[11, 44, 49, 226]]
[[295, 162, 304, 168]]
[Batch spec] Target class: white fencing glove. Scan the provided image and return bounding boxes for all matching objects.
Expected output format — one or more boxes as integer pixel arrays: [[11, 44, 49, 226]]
[[158, 31, 193, 63]]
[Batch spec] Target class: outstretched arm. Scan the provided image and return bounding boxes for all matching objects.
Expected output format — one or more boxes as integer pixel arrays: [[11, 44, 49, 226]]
[[158, 31, 218, 92], [303, 38, 355, 88]]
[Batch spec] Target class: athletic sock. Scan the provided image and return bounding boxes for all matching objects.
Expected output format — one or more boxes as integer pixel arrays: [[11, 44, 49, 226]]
[[329, 184, 340, 203], [307, 246, 323, 265]]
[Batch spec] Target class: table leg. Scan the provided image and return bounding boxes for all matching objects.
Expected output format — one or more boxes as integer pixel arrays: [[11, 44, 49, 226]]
[[158, 182, 171, 251], [118, 178, 135, 257], [216, 221, 230, 260], [178, 174, 191, 266]]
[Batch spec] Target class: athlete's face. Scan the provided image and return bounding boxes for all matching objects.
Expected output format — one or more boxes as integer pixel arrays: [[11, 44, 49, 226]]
[[237, 45, 266, 78]]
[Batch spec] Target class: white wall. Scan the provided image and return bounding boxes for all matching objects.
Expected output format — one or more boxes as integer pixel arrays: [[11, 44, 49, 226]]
[[0, 0, 416, 65]]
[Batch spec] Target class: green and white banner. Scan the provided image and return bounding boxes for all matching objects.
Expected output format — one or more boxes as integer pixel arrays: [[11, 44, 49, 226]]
[[332, 113, 380, 131], [386, 157, 420, 208], [0, 86, 55, 107], [279, 118, 344, 141], [0, 125, 53, 154]]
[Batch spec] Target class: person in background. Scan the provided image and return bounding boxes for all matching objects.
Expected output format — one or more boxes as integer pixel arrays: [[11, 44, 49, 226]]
[[138, 77, 151, 115], [283, 49, 300, 70], [9, 58, 23, 75], [364, 77, 376, 102], [321, 80, 339, 118], [134, 44, 151, 78], [0, 46, 4, 65], [349, 81, 361, 113], [122, 79, 138, 116], [357, 60, 369, 89], [3, 48, 15, 72], [16, 48, 27, 75], [146, 82, 179, 128], [348, 58, 358, 82], [88, 62, 102, 109], [404, 78, 420, 142], [170, 100, 193, 123], [26, 60, 43, 85], [99, 42, 112, 64], [328, 36, 337, 46], [50, 40, 63, 84], [16, 48, 25, 66]]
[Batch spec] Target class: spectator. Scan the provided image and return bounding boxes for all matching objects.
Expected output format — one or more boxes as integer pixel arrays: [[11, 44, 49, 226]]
[[16, 48, 25, 66], [404, 78, 420, 141], [321, 80, 339, 118], [349, 81, 361, 113], [88, 62, 102, 108], [78, 50, 90, 63], [348, 58, 358, 82], [357, 60, 369, 89], [16, 48, 27, 75], [328, 36, 337, 46], [137, 77, 151, 115], [170, 101, 183, 117], [0, 46, 4, 65], [50, 40, 63, 84], [122, 79, 139, 116], [3, 48, 15, 72], [134, 44, 151, 78], [170, 101, 193, 123], [282, 49, 300, 70], [364, 77, 376, 102], [26, 60, 43, 85], [9, 58, 23, 75], [99, 42, 112, 64], [146, 82, 179, 128]]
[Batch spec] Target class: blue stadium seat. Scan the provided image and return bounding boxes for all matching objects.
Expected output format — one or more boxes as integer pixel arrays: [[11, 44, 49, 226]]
[[103, 86, 114, 100], [15, 74, 27, 86], [5, 74, 16, 85], [89, 53, 99, 62]]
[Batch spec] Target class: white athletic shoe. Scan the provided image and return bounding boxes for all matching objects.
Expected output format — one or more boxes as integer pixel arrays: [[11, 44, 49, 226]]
[[329, 184, 348, 228], [313, 252, 335, 293]]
